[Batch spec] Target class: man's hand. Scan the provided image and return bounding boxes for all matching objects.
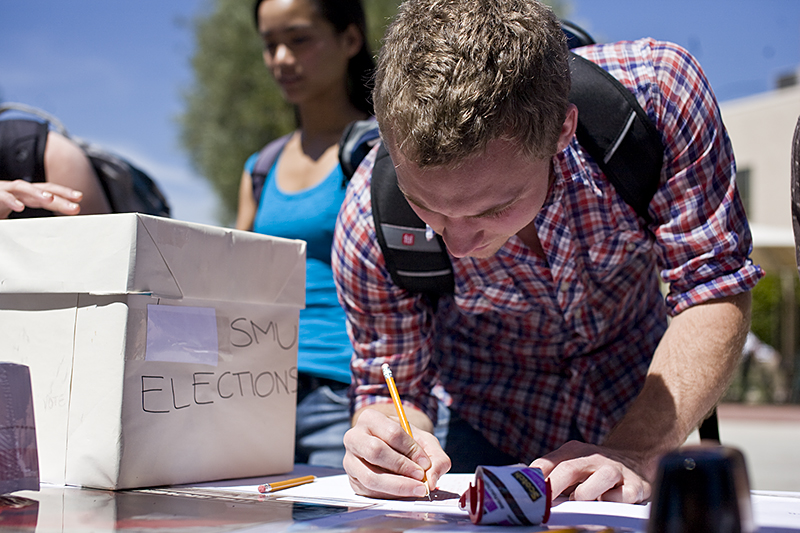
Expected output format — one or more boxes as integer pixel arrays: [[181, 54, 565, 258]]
[[0, 180, 83, 218], [531, 441, 651, 503], [343, 407, 451, 499]]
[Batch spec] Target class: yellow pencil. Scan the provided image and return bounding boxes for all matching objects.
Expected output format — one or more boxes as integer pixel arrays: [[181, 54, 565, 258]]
[[258, 475, 316, 493], [381, 363, 431, 500]]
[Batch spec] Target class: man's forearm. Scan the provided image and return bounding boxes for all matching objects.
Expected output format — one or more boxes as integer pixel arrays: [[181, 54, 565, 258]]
[[603, 291, 751, 479]]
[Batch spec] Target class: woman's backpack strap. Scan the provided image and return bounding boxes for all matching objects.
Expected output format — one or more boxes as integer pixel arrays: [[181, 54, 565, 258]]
[[251, 133, 292, 207]]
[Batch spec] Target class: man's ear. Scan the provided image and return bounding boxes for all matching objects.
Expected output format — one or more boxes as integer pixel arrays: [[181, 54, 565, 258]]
[[342, 23, 363, 60], [556, 104, 579, 152]]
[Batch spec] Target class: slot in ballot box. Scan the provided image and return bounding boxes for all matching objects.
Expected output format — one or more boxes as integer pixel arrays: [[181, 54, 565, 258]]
[[0, 214, 305, 490]]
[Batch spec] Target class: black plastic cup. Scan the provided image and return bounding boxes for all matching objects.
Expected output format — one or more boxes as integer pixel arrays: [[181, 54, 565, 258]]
[[647, 445, 755, 533]]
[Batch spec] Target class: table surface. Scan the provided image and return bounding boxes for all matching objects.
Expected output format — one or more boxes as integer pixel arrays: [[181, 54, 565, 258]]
[[2, 466, 799, 533]]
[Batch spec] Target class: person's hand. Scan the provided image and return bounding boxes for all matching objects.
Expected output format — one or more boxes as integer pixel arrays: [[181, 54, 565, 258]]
[[530, 440, 652, 503], [343, 408, 451, 499], [0, 180, 83, 219]]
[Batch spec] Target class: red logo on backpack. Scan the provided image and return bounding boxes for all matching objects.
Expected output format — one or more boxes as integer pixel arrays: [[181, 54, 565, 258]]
[[402, 233, 415, 246]]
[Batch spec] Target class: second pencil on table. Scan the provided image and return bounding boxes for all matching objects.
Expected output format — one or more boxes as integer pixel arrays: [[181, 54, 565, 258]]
[[258, 475, 317, 493]]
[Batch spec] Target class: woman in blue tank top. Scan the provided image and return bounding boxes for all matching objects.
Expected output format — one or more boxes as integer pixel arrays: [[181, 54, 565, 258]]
[[236, 0, 373, 468]]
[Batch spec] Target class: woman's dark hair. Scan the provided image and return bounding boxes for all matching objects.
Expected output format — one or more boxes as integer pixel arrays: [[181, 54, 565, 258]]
[[253, 0, 375, 116]]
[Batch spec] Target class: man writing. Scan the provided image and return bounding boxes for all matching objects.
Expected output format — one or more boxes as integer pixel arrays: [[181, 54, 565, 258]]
[[332, 0, 761, 502]]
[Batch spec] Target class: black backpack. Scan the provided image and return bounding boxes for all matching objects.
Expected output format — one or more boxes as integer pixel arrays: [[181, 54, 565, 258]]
[[0, 102, 171, 218], [337, 25, 722, 443]]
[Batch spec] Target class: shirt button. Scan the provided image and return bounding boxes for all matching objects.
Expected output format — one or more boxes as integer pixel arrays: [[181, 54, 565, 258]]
[[559, 282, 569, 292], [625, 242, 636, 253]]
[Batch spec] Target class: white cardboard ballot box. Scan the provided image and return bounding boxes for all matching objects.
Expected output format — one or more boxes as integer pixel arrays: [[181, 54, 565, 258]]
[[0, 213, 306, 490]]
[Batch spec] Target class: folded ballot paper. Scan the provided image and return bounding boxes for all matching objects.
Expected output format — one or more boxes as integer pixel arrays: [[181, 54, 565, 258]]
[[0, 362, 39, 494], [0, 214, 305, 490]]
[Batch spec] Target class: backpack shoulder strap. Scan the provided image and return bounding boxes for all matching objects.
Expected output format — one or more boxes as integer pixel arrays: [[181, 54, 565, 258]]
[[251, 133, 292, 206], [339, 122, 452, 293], [0, 102, 68, 136], [339, 117, 381, 180], [370, 142, 455, 294], [569, 52, 664, 222], [561, 20, 596, 49], [0, 118, 49, 184]]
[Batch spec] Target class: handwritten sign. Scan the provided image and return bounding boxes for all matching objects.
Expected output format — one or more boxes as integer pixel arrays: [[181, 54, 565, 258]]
[[140, 366, 297, 413], [230, 317, 298, 350]]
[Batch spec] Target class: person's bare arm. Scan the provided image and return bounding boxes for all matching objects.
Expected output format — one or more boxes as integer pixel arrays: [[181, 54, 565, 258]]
[[44, 132, 110, 215], [235, 170, 257, 231], [532, 291, 751, 503]]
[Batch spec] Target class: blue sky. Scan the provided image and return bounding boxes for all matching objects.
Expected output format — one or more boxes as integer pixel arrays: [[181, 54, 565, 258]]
[[567, 0, 800, 101], [1, 0, 799, 227]]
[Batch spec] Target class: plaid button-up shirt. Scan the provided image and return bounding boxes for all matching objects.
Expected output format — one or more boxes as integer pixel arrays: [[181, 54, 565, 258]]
[[332, 39, 763, 462]]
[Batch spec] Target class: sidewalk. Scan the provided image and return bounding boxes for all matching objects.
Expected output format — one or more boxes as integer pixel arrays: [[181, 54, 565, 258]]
[[686, 403, 800, 492]]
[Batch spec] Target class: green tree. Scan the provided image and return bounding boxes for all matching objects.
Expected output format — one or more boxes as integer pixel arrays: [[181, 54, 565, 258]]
[[751, 273, 781, 347], [179, 0, 566, 225], [180, 0, 292, 226]]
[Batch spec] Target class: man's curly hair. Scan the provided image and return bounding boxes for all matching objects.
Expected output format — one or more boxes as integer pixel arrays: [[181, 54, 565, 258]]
[[374, 0, 571, 167]]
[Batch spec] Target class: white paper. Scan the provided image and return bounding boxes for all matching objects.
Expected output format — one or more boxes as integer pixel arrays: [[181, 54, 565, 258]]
[[218, 473, 469, 514], [208, 475, 800, 532], [752, 491, 800, 529]]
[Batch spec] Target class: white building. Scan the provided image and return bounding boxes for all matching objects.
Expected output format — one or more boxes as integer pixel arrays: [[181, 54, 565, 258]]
[[720, 83, 800, 380], [721, 83, 800, 232]]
